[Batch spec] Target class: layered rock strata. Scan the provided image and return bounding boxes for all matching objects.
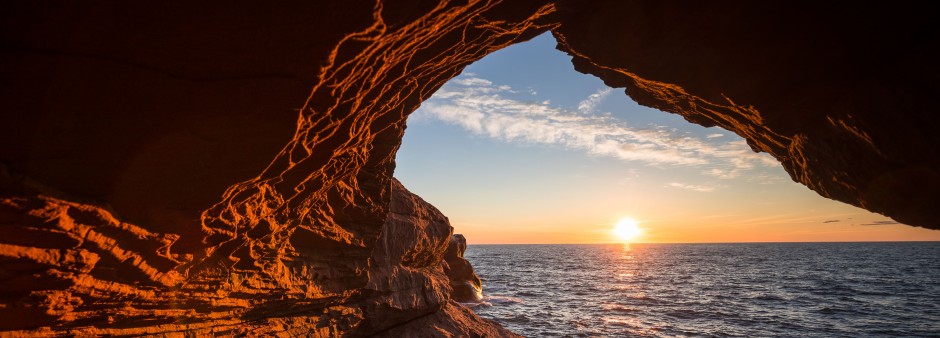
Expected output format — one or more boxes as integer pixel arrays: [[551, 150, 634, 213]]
[[0, 0, 556, 335], [362, 178, 468, 334], [1, 0, 939, 336]]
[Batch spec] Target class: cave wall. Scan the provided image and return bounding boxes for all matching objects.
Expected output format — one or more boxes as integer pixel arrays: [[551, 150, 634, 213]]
[[552, 1, 940, 229], [1, 0, 554, 335], [1, 0, 938, 336]]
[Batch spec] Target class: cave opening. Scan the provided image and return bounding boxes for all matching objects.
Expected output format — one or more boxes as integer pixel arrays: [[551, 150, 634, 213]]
[[392, 32, 940, 335], [394, 32, 928, 244], [3, 2, 940, 336]]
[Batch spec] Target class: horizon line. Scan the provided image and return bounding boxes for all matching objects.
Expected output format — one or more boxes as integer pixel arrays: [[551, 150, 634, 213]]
[[467, 240, 940, 245]]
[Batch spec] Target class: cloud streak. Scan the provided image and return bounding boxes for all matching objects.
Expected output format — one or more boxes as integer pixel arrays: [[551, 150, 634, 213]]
[[666, 182, 719, 192], [412, 75, 777, 175], [578, 88, 612, 114], [859, 220, 900, 226]]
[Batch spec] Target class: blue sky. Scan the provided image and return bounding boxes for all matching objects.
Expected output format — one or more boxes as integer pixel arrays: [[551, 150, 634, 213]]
[[394, 33, 940, 244]]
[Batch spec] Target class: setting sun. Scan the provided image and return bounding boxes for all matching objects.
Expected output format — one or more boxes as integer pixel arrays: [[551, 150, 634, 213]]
[[614, 218, 642, 241]]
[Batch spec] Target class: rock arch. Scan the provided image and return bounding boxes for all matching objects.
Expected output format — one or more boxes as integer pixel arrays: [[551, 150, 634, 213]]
[[1, 0, 936, 335]]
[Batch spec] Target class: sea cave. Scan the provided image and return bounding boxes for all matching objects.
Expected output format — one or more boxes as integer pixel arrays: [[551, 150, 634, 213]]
[[1, 1, 938, 336]]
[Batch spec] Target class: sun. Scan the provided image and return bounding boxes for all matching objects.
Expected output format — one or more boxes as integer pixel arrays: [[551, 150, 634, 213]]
[[614, 218, 642, 242]]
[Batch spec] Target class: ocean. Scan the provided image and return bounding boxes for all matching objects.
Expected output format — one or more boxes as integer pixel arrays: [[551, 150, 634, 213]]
[[464, 242, 940, 337]]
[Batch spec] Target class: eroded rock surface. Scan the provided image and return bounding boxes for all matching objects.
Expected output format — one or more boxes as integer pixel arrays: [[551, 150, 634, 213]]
[[372, 300, 521, 338], [1, 0, 556, 336], [1, 0, 939, 336], [360, 178, 453, 334], [444, 234, 485, 303]]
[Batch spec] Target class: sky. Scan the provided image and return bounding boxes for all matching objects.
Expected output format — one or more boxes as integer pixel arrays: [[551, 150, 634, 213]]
[[394, 33, 940, 244]]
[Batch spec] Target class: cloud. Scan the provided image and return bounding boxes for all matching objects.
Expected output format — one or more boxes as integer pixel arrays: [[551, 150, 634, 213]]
[[822, 219, 840, 223], [666, 182, 719, 192], [455, 77, 492, 86], [706, 133, 725, 138], [578, 88, 612, 114], [698, 140, 780, 179], [859, 220, 900, 226], [412, 75, 778, 173], [746, 172, 789, 185]]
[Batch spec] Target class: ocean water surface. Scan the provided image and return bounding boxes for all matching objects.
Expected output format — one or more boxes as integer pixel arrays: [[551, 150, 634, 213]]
[[465, 242, 940, 337]]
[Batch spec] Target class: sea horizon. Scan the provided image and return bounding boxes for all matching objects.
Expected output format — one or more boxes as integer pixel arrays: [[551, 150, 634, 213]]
[[469, 240, 940, 245]]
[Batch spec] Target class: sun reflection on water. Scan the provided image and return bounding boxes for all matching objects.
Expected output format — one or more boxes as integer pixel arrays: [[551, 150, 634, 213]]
[[468, 243, 940, 337]]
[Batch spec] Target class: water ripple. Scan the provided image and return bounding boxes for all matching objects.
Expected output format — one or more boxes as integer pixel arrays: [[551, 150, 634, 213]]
[[466, 242, 940, 337]]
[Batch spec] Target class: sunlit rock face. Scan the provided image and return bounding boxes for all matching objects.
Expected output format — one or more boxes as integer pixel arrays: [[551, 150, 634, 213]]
[[1, 0, 938, 336], [0, 0, 555, 335]]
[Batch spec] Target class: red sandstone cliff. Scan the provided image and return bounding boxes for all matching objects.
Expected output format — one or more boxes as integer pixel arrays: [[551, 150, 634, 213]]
[[0, 0, 554, 335], [1, 0, 938, 336]]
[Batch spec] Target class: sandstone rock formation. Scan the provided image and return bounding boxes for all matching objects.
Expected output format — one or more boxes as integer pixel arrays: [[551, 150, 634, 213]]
[[372, 300, 520, 338], [551, 1, 940, 230], [361, 178, 457, 334], [1, 0, 938, 336], [444, 234, 485, 303]]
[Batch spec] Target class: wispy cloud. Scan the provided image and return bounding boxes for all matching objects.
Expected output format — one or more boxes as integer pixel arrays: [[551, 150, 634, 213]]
[[412, 75, 777, 174], [746, 172, 790, 185], [706, 133, 724, 138], [666, 182, 719, 192], [578, 88, 612, 114], [859, 220, 900, 226], [823, 219, 840, 223], [454, 77, 492, 87]]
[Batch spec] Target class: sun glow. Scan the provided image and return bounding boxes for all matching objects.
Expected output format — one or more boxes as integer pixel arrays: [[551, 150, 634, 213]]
[[614, 218, 642, 242]]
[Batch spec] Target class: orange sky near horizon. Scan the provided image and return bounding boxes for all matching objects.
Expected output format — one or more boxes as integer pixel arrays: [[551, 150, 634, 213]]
[[402, 149, 940, 244], [440, 187, 940, 244], [454, 217, 940, 245]]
